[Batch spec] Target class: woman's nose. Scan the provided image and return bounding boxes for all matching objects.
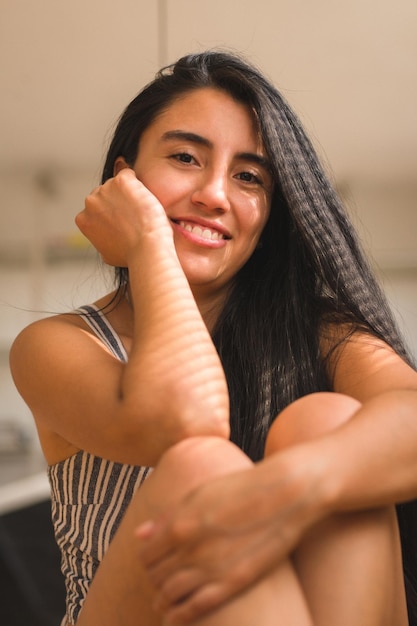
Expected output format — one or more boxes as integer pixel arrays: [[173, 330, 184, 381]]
[[191, 171, 231, 213]]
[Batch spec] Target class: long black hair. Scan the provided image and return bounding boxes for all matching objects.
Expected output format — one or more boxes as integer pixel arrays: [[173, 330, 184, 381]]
[[102, 50, 417, 622]]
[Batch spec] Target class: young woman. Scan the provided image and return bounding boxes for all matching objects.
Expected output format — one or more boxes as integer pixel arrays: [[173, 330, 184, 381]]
[[10, 51, 417, 626]]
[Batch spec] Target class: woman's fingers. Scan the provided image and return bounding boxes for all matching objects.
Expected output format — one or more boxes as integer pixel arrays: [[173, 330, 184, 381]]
[[160, 582, 227, 625], [136, 455, 322, 621], [75, 169, 172, 265], [153, 567, 205, 610]]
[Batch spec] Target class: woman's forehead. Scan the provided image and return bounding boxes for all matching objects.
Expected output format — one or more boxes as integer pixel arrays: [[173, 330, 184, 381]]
[[143, 87, 266, 154]]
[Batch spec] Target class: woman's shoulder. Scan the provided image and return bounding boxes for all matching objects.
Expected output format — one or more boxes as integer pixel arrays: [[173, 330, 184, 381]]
[[320, 322, 417, 401], [11, 292, 121, 353], [10, 308, 95, 362], [10, 295, 119, 385], [11, 311, 82, 357], [9, 294, 128, 466]]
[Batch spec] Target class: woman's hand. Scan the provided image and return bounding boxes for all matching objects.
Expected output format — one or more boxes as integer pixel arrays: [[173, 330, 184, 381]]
[[76, 168, 173, 266], [137, 446, 324, 624]]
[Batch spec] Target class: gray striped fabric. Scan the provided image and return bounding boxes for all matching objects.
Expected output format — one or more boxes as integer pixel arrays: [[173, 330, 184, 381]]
[[48, 305, 151, 625]]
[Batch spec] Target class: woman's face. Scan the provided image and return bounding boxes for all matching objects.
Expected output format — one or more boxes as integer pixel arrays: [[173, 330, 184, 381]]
[[125, 88, 273, 301]]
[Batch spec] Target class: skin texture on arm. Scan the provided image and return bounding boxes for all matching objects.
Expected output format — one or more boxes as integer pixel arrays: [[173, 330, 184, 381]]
[[10, 169, 230, 466], [136, 332, 417, 620], [311, 333, 417, 508]]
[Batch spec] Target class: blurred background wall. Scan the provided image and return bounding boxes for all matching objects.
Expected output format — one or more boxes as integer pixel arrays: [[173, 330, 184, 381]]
[[0, 0, 416, 448]]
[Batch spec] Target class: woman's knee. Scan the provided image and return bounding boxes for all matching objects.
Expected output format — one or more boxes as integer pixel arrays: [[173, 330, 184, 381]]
[[160, 436, 252, 478], [141, 437, 252, 515], [265, 392, 362, 455]]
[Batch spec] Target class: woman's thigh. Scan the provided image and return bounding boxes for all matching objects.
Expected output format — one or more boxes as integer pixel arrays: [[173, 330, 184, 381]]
[[78, 392, 408, 626], [266, 392, 408, 626], [76, 437, 248, 626], [77, 436, 315, 626]]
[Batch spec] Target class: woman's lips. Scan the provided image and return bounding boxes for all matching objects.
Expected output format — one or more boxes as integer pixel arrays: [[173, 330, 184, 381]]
[[171, 219, 230, 247]]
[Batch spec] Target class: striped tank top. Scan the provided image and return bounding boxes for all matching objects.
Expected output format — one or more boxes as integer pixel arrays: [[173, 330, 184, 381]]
[[48, 305, 151, 626]]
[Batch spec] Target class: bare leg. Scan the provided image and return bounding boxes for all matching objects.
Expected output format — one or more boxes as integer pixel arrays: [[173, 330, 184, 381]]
[[265, 392, 408, 626], [77, 393, 408, 626], [77, 436, 313, 626]]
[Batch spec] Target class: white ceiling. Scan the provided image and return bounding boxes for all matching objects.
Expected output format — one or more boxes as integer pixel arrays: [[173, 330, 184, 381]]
[[1, 0, 416, 183]]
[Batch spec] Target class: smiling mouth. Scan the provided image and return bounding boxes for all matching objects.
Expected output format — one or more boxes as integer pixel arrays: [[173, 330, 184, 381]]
[[172, 220, 230, 242]]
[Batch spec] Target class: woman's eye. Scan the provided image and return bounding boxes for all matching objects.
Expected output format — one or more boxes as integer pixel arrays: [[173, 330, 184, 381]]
[[237, 171, 261, 184], [172, 152, 195, 164]]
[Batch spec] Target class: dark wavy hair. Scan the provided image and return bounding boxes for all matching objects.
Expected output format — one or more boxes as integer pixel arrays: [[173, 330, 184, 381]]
[[102, 50, 417, 622]]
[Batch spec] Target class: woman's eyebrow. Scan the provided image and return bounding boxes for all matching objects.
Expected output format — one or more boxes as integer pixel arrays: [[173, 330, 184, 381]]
[[237, 152, 271, 172], [161, 130, 212, 148], [161, 129, 271, 172]]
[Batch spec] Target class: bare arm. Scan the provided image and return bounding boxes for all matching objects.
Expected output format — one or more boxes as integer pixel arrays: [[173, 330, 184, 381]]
[[10, 169, 229, 466], [311, 332, 417, 509], [136, 333, 417, 621]]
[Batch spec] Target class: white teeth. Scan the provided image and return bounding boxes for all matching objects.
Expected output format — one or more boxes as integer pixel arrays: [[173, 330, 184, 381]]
[[179, 221, 224, 241]]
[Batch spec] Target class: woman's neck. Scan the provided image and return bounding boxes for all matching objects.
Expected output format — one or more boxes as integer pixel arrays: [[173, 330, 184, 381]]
[[192, 287, 229, 334]]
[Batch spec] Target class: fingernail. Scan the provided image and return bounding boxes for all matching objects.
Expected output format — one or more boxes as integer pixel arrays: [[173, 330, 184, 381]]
[[136, 519, 155, 538]]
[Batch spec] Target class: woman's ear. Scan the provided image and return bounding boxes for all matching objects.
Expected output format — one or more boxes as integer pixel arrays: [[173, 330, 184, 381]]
[[113, 157, 131, 176]]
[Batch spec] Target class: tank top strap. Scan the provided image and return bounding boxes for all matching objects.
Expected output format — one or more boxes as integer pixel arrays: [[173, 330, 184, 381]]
[[77, 304, 128, 362]]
